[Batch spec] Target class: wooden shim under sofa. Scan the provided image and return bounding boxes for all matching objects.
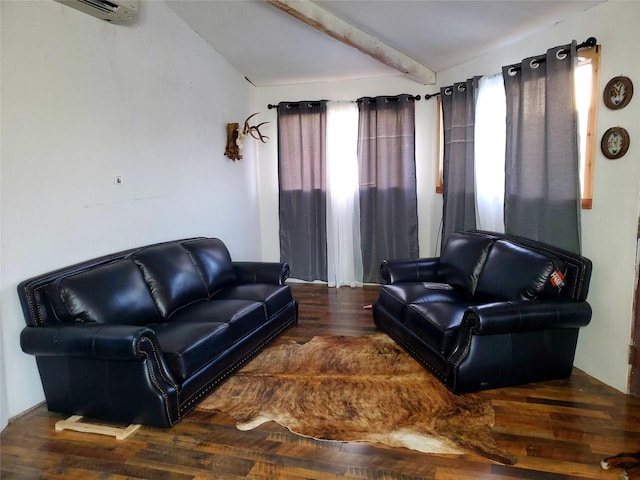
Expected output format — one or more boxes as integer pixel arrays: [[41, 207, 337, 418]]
[[55, 415, 140, 440]]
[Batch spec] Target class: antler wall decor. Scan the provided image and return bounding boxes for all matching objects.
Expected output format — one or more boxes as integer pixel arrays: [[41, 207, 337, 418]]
[[224, 113, 269, 161]]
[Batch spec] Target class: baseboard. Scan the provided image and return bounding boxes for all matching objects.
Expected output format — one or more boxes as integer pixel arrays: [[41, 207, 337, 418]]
[[7, 400, 47, 425]]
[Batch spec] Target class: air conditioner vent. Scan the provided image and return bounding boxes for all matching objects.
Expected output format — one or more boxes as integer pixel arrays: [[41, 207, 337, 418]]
[[78, 0, 119, 14], [55, 0, 138, 25]]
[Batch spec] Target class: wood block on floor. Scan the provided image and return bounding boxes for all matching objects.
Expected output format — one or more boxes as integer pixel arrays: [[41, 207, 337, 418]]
[[54, 415, 140, 440]]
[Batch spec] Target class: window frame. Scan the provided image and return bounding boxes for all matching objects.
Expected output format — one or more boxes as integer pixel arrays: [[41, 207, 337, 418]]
[[434, 44, 601, 210], [435, 96, 443, 194], [577, 44, 601, 210]]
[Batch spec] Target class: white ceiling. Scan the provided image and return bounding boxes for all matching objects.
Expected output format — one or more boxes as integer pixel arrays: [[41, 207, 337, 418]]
[[165, 0, 604, 87]]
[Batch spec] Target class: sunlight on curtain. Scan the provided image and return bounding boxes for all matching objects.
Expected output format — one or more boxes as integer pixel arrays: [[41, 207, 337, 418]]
[[326, 102, 363, 288], [503, 42, 581, 253], [474, 73, 506, 233]]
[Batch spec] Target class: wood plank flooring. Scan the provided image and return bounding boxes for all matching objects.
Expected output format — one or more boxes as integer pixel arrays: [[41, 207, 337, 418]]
[[2, 283, 639, 479]]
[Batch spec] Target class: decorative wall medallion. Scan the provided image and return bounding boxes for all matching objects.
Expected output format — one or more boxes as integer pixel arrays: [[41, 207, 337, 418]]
[[603, 76, 634, 110], [601, 127, 630, 159]]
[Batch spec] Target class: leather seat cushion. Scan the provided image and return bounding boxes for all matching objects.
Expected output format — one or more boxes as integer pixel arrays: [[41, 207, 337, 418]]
[[404, 302, 472, 357], [169, 299, 266, 342], [210, 284, 293, 317], [475, 240, 566, 302], [150, 321, 229, 381], [377, 283, 467, 319]]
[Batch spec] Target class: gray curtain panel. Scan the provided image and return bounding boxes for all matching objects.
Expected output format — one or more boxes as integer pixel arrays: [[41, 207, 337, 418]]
[[440, 77, 479, 248], [277, 101, 328, 281], [503, 42, 581, 253], [357, 95, 419, 283]]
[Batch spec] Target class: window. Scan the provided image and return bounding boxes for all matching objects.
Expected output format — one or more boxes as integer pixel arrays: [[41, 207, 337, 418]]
[[575, 45, 601, 209], [277, 96, 419, 284], [435, 44, 601, 210]]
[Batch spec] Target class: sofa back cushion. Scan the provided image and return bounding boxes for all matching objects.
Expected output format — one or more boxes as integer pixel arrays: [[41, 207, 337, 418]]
[[474, 240, 566, 301], [181, 238, 237, 296], [132, 243, 208, 318], [52, 259, 162, 325], [437, 232, 494, 295]]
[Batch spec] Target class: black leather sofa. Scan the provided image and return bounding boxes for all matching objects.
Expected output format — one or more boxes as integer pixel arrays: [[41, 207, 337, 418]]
[[373, 230, 592, 394], [18, 237, 298, 427]]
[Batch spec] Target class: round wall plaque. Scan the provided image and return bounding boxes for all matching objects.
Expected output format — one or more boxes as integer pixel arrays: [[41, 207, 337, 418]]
[[600, 126, 630, 159], [603, 76, 634, 110]]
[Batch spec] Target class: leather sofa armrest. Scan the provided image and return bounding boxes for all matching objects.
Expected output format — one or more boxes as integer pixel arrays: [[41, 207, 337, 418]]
[[233, 262, 290, 285], [20, 323, 161, 360], [380, 258, 439, 284], [465, 300, 592, 336]]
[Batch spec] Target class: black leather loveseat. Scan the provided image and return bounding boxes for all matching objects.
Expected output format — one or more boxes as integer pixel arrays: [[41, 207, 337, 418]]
[[18, 237, 298, 427], [373, 230, 592, 394]]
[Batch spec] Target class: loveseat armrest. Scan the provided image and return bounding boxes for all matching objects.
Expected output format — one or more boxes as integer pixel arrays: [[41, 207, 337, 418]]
[[21, 323, 161, 360], [233, 262, 290, 285], [380, 258, 439, 284], [465, 300, 592, 336], [21, 323, 181, 427]]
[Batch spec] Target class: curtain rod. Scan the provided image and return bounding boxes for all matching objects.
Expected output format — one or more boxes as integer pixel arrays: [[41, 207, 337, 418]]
[[424, 36, 597, 100], [267, 95, 421, 110], [356, 95, 421, 104], [267, 101, 325, 109]]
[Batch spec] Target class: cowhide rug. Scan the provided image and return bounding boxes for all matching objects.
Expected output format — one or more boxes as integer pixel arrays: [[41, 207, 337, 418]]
[[198, 333, 516, 465]]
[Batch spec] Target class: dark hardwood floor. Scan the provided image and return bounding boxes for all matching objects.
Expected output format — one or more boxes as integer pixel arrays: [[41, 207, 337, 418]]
[[2, 283, 639, 479]]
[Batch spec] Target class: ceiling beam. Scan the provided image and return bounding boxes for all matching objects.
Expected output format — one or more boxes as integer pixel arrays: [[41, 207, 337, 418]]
[[266, 0, 436, 85]]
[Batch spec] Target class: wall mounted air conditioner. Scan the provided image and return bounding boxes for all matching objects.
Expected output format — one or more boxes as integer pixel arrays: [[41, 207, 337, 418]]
[[55, 0, 138, 25]]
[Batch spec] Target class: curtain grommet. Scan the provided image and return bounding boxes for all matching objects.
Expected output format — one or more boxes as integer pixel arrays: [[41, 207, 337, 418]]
[[530, 59, 540, 69], [444, 87, 453, 96], [507, 67, 518, 77], [556, 49, 568, 60]]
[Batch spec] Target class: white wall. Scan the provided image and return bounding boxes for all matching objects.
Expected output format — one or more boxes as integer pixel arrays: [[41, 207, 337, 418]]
[[0, 0, 261, 430], [255, 0, 640, 393]]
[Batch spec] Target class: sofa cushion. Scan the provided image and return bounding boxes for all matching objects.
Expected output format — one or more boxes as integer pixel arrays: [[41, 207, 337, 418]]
[[53, 259, 162, 325], [474, 240, 566, 302], [376, 283, 466, 320], [437, 232, 494, 295], [132, 243, 208, 318], [169, 299, 266, 342], [405, 302, 472, 357], [150, 321, 229, 381], [210, 284, 293, 317], [181, 238, 237, 296]]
